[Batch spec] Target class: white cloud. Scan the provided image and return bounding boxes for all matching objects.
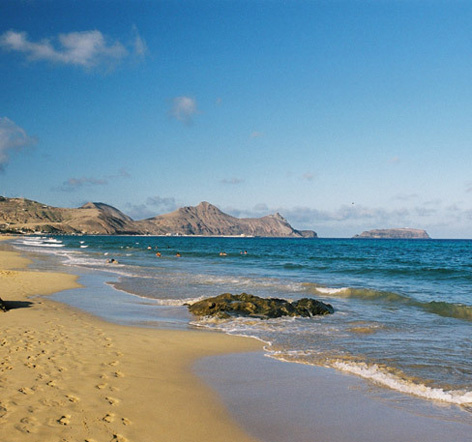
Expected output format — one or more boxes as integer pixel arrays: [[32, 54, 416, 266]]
[[0, 29, 136, 69], [170, 96, 198, 124], [0, 117, 36, 171]]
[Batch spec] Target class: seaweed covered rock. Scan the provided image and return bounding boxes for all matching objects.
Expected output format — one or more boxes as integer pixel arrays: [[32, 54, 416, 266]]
[[187, 293, 334, 319]]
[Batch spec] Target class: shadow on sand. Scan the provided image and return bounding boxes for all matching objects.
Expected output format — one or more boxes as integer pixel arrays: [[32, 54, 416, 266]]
[[0, 299, 34, 311]]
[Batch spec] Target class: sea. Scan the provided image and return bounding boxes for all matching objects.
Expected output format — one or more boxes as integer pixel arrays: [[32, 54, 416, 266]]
[[11, 235, 472, 419]]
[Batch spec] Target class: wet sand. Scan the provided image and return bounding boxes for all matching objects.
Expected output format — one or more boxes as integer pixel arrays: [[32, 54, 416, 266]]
[[195, 342, 472, 442], [0, 240, 262, 442]]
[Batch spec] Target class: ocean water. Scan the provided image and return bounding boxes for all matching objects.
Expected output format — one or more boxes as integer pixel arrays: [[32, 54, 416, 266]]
[[12, 235, 472, 414]]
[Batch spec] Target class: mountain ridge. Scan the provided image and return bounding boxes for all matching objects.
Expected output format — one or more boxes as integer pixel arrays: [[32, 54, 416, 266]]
[[0, 197, 317, 238]]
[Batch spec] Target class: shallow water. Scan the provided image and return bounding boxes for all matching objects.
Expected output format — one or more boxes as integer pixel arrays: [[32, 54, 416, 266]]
[[12, 235, 472, 411], [195, 353, 472, 442]]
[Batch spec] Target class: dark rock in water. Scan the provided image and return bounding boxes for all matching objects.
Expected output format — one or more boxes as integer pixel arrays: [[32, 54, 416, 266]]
[[186, 293, 334, 319], [0, 297, 8, 312]]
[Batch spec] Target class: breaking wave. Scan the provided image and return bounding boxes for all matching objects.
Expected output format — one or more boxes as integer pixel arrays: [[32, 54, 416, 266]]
[[303, 283, 472, 322], [332, 361, 472, 406]]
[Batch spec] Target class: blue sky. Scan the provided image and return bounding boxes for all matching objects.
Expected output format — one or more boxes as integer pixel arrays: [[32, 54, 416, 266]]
[[1, 0, 472, 238]]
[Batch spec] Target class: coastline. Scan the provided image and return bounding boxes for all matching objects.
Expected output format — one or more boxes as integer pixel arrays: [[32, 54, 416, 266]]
[[3, 235, 472, 442], [0, 238, 263, 442]]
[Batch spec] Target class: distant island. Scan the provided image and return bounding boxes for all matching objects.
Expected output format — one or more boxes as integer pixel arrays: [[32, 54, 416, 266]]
[[0, 197, 317, 238], [353, 228, 431, 239]]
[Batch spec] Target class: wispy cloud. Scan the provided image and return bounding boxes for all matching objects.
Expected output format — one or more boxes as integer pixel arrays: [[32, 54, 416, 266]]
[[220, 177, 244, 185], [132, 25, 148, 58], [107, 168, 131, 180], [126, 195, 178, 220], [57, 176, 108, 192], [0, 28, 146, 70], [250, 131, 263, 138], [0, 117, 36, 171], [146, 196, 178, 212], [170, 96, 198, 124], [55, 168, 129, 192], [392, 193, 419, 202], [302, 172, 315, 181]]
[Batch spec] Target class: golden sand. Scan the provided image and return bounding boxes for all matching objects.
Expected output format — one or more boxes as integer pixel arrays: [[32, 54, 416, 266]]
[[0, 239, 262, 442]]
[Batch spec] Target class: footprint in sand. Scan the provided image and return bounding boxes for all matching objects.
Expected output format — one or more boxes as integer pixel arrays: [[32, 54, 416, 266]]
[[0, 402, 8, 417], [58, 414, 71, 425], [102, 412, 115, 423], [112, 434, 129, 442], [96, 383, 108, 390], [18, 387, 34, 395], [114, 371, 124, 378], [106, 397, 120, 405], [65, 394, 80, 403], [121, 417, 131, 426], [15, 416, 39, 434]]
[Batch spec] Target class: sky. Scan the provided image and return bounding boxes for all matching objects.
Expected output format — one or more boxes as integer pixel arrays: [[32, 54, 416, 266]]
[[1, 0, 472, 238]]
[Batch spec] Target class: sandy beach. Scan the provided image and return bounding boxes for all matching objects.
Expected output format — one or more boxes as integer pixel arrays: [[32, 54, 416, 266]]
[[0, 238, 262, 442]]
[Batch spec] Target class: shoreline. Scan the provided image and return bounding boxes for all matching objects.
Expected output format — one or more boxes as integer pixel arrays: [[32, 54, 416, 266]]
[[195, 352, 472, 442], [3, 236, 471, 442], [0, 238, 263, 442]]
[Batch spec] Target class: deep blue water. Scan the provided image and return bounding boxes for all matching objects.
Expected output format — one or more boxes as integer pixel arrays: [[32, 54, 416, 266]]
[[13, 235, 472, 410]]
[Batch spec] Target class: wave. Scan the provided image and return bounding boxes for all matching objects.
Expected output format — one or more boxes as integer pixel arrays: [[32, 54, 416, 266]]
[[303, 283, 472, 322], [420, 301, 472, 321], [15, 239, 65, 248], [265, 349, 472, 407], [332, 361, 472, 406]]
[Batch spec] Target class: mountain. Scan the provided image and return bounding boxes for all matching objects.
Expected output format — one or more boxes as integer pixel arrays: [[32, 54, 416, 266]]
[[0, 197, 137, 234], [353, 228, 431, 239], [0, 197, 317, 238], [139, 201, 316, 237]]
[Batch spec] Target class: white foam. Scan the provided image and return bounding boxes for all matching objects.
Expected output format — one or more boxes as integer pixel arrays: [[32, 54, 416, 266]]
[[315, 287, 348, 295], [333, 361, 472, 406], [15, 240, 64, 248]]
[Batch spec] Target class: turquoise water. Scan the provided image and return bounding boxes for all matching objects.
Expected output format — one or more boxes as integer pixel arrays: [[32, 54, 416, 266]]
[[13, 235, 472, 410]]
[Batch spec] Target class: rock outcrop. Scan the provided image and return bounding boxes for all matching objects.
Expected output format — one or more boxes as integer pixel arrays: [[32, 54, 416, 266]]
[[0, 197, 317, 238], [353, 228, 431, 239], [186, 293, 334, 319]]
